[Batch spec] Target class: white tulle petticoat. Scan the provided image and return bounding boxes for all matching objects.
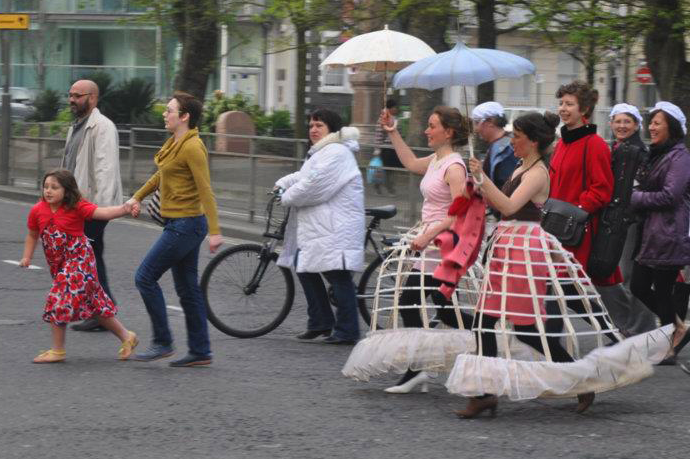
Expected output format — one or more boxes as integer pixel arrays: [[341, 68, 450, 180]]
[[343, 224, 483, 380], [445, 324, 673, 400], [444, 221, 672, 400]]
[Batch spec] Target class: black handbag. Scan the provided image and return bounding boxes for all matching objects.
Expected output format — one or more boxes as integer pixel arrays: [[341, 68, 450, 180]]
[[541, 199, 589, 246], [540, 138, 590, 246]]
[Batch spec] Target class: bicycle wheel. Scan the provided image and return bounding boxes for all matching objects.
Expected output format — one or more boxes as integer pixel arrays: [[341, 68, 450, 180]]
[[357, 251, 396, 329], [201, 244, 294, 338]]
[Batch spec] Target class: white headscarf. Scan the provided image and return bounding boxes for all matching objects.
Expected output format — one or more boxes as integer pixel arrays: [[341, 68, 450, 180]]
[[653, 101, 687, 135], [472, 101, 504, 123], [609, 103, 643, 126]]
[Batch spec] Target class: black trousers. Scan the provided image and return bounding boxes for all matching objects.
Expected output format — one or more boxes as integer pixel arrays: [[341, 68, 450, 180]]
[[545, 283, 618, 343], [84, 219, 115, 304], [398, 270, 472, 329], [630, 262, 680, 326], [473, 314, 574, 362]]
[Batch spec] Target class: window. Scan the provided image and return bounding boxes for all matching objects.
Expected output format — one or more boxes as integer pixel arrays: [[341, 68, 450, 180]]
[[507, 46, 533, 102], [558, 52, 581, 86], [319, 44, 351, 93]]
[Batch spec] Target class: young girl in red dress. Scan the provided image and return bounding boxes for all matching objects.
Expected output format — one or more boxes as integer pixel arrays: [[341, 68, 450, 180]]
[[20, 169, 138, 364]]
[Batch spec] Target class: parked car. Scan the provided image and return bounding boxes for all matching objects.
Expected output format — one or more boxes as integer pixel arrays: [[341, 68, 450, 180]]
[[0, 87, 37, 120], [9, 87, 37, 105]]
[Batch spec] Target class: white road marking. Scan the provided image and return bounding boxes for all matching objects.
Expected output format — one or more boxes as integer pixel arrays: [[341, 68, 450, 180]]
[[2, 260, 42, 270], [166, 305, 183, 311]]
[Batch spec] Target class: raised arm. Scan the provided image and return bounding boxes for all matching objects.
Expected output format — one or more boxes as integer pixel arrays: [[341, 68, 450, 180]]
[[380, 110, 433, 175]]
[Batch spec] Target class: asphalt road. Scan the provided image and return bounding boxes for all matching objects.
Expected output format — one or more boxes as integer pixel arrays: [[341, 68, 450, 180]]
[[1, 197, 690, 459]]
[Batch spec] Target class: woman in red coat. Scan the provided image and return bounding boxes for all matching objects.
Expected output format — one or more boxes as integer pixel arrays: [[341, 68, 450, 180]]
[[548, 80, 620, 343]]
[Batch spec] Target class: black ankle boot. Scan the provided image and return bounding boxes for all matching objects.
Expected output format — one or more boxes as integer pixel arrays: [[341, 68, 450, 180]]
[[396, 369, 420, 386]]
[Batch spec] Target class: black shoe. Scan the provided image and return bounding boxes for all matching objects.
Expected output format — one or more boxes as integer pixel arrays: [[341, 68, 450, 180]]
[[322, 335, 356, 345], [169, 354, 212, 367], [70, 318, 106, 332], [296, 329, 331, 340], [657, 355, 677, 366]]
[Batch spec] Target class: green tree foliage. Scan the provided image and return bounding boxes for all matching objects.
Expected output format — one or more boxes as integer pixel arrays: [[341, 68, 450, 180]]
[[130, 0, 238, 99], [258, 0, 343, 139], [523, 0, 642, 84]]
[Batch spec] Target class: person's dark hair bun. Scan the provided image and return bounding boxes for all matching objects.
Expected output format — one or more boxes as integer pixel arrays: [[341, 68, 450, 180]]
[[543, 111, 560, 130]]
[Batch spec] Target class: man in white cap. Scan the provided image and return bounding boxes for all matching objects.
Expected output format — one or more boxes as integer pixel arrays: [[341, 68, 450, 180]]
[[472, 102, 518, 196]]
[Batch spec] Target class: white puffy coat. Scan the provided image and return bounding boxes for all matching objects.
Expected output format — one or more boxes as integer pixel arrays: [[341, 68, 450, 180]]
[[276, 127, 365, 273]]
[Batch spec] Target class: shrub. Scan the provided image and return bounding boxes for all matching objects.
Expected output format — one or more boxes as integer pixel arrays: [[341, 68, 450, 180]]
[[107, 78, 156, 125], [82, 72, 157, 125], [27, 89, 61, 122], [202, 91, 277, 136], [49, 107, 73, 136], [269, 110, 293, 137]]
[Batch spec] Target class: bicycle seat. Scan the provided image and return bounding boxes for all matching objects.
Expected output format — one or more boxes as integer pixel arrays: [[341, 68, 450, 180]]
[[365, 205, 397, 219]]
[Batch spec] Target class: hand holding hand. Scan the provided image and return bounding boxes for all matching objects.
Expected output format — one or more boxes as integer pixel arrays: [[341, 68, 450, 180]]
[[19, 257, 31, 268], [125, 198, 140, 218], [209, 234, 223, 254], [468, 158, 483, 178]]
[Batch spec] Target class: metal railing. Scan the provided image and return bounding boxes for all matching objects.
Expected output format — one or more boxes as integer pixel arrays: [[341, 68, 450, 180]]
[[7, 124, 465, 232]]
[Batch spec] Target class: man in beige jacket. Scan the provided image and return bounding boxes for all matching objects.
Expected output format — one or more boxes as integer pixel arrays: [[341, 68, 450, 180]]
[[62, 79, 123, 331]]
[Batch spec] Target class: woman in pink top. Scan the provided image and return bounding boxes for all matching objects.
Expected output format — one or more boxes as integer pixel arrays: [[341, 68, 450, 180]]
[[343, 106, 475, 393]]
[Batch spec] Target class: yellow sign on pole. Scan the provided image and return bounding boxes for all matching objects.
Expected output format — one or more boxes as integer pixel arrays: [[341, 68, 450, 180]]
[[0, 14, 30, 30]]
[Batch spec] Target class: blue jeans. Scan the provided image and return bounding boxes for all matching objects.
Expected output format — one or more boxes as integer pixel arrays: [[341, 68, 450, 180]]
[[296, 270, 360, 341], [135, 216, 211, 356]]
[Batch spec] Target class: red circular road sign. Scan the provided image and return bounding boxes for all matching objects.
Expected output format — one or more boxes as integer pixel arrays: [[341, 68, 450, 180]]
[[636, 67, 653, 84]]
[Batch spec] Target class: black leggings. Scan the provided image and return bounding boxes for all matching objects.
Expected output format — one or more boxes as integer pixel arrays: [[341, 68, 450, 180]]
[[398, 270, 472, 329], [545, 284, 619, 343], [474, 314, 574, 362], [630, 262, 680, 326]]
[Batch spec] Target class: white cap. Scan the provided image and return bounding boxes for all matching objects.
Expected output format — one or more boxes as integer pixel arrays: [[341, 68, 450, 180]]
[[609, 103, 643, 125], [472, 101, 504, 123], [653, 101, 687, 135]]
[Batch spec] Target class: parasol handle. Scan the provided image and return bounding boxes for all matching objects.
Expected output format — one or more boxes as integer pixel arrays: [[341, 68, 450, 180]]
[[383, 61, 388, 109], [469, 138, 484, 185]]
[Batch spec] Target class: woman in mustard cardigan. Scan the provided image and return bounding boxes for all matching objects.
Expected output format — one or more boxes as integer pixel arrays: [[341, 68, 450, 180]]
[[126, 91, 222, 367]]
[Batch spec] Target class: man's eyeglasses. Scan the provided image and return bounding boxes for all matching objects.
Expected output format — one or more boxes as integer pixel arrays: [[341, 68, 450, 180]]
[[67, 92, 92, 99]]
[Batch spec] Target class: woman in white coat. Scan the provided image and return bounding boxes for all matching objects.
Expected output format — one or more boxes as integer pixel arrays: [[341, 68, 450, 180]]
[[276, 108, 365, 344]]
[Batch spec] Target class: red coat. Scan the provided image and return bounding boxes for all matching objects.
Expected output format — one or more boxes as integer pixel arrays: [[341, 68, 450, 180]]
[[549, 124, 621, 286]]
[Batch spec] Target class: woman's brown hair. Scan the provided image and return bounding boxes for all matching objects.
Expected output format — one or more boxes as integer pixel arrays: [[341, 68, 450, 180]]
[[556, 80, 599, 119], [172, 91, 203, 129], [432, 106, 470, 149], [42, 168, 82, 209]]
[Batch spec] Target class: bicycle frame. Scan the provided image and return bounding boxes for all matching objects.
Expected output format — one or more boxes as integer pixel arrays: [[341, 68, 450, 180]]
[[243, 238, 280, 295]]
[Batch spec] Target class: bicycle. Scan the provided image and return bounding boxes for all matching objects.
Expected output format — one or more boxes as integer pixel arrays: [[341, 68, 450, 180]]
[[201, 190, 398, 338]]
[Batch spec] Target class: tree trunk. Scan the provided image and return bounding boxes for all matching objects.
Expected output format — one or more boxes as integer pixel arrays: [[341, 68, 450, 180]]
[[404, 4, 450, 147], [585, 38, 596, 85], [644, 0, 690, 133], [294, 28, 307, 139], [476, 0, 497, 104], [172, 0, 219, 100]]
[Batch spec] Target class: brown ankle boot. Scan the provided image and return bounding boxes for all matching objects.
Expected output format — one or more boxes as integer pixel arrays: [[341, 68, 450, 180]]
[[454, 395, 498, 419], [576, 392, 595, 414]]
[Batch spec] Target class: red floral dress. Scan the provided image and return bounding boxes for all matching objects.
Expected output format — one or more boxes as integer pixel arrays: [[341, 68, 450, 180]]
[[41, 222, 116, 325]]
